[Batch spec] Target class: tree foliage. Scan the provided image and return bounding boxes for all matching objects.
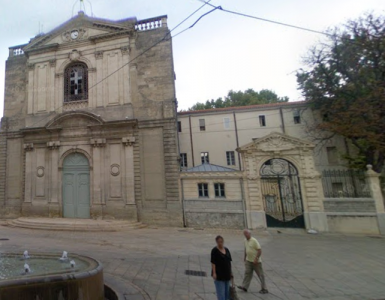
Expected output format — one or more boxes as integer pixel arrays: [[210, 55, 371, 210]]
[[297, 14, 385, 172], [187, 89, 289, 111]]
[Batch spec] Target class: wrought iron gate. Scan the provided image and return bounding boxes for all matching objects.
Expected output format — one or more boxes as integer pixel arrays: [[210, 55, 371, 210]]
[[260, 159, 304, 228]]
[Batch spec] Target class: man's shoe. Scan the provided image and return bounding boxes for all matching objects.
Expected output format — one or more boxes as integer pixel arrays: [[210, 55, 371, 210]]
[[237, 286, 247, 292], [259, 289, 269, 294]]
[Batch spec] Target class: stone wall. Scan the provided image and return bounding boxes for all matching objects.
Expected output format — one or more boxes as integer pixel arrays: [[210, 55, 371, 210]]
[[185, 212, 245, 229], [131, 27, 176, 121], [324, 198, 376, 213], [0, 132, 7, 216], [135, 118, 182, 226], [3, 55, 27, 131]]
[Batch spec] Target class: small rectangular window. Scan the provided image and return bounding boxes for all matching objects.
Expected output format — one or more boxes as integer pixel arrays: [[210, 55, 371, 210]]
[[226, 151, 235, 166], [293, 110, 301, 124], [201, 152, 209, 164], [326, 146, 339, 165], [177, 121, 182, 132], [180, 153, 188, 168], [198, 183, 209, 198], [259, 115, 266, 127], [214, 183, 226, 198], [199, 119, 206, 131], [223, 117, 230, 129]]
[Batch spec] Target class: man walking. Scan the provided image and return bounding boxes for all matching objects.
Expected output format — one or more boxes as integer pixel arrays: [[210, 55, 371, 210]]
[[237, 229, 268, 294]]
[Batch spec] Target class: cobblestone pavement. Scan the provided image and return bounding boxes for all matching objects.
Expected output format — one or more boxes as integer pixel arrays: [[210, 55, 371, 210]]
[[0, 224, 384, 300]]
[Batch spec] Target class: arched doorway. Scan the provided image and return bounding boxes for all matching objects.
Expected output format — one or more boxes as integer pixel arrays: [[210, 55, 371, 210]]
[[260, 158, 304, 228], [62, 153, 90, 219]]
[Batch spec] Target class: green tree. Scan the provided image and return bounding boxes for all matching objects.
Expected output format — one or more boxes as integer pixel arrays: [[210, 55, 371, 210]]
[[188, 89, 288, 111], [297, 14, 385, 172]]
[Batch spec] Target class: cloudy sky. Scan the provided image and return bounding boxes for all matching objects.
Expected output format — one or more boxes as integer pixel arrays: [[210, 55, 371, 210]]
[[0, 0, 384, 118]]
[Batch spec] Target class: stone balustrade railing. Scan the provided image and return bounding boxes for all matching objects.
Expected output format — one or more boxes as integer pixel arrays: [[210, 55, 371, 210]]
[[135, 15, 167, 31], [9, 44, 27, 58]]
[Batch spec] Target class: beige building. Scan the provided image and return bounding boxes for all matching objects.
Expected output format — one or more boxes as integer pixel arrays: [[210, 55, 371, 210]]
[[178, 103, 385, 234], [0, 12, 181, 225]]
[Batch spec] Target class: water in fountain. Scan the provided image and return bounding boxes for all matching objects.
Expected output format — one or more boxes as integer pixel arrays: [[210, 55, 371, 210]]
[[23, 250, 30, 259], [24, 263, 31, 274], [70, 260, 76, 268], [59, 251, 68, 261], [0, 253, 89, 280]]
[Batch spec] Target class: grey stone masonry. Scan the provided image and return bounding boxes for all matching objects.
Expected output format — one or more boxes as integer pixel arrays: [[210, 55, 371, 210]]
[[0, 132, 6, 212], [323, 198, 376, 213]]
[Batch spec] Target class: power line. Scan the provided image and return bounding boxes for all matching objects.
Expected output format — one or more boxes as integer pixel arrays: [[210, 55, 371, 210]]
[[197, 0, 331, 36], [179, 105, 303, 131], [25, 2, 216, 129]]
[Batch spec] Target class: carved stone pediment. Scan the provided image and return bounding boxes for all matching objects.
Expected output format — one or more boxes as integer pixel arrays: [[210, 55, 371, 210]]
[[23, 12, 136, 53], [45, 111, 104, 129], [237, 132, 314, 153]]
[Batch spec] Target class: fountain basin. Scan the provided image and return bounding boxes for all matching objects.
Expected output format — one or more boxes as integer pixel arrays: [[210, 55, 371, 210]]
[[0, 253, 104, 300]]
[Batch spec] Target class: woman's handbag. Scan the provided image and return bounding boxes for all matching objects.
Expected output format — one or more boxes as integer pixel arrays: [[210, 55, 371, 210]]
[[230, 277, 239, 300]]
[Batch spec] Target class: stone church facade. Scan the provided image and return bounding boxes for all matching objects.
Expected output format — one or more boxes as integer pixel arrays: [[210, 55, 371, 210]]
[[0, 12, 182, 225]]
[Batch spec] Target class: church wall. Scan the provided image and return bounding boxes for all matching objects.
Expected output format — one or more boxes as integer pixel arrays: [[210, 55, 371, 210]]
[[3, 55, 28, 130], [3, 135, 24, 218], [135, 118, 182, 226], [2, 14, 182, 225], [0, 132, 7, 216], [131, 27, 176, 121]]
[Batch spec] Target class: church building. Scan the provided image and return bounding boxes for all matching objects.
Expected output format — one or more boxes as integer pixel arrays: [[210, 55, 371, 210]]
[[0, 12, 182, 225]]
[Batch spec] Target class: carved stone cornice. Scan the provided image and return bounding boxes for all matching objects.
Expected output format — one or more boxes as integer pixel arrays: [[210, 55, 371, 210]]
[[122, 136, 135, 146], [47, 141, 60, 150], [121, 46, 130, 55], [24, 143, 34, 151], [27, 63, 35, 71], [89, 29, 134, 43], [90, 138, 106, 147], [95, 51, 104, 60]]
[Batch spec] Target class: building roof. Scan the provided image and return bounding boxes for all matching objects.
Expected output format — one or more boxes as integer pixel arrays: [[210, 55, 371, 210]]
[[178, 101, 306, 116], [183, 163, 237, 172]]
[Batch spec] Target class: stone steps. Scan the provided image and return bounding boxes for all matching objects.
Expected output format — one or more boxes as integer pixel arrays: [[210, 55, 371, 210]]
[[6, 217, 147, 232]]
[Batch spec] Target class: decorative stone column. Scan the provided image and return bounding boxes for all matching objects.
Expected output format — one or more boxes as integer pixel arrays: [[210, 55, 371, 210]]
[[90, 138, 106, 206], [122, 137, 135, 205], [47, 141, 60, 204], [23, 143, 34, 203], [366, 165, 385, 235], [47, 141, 60, 217]]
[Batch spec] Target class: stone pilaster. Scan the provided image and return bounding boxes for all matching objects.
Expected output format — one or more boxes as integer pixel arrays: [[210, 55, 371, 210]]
[[366, 165, 385, 235]]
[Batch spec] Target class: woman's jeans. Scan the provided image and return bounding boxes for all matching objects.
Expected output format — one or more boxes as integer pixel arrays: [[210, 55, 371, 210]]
[[214, 280, 230, 300]]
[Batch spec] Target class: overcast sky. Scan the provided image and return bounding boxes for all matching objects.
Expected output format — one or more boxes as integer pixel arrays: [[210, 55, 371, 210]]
[[0, 0, 384, 118]]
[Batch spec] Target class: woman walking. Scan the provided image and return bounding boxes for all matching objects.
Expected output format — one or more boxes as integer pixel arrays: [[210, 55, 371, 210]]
[[211, 235, 233, 300]]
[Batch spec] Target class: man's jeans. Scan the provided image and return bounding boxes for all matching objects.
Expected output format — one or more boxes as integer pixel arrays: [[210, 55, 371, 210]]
[[214, 280, 230, 300], [242, 261, 267, 290]]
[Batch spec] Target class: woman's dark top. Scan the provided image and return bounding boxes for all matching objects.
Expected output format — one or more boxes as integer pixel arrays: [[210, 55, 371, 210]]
[[210, 247, 232, 281]]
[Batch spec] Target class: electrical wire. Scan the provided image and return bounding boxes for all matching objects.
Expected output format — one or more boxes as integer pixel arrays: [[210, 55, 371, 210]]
[[25, 2, 217, 129], [196, 0, 331, 36], [179, 106, 303, 131]]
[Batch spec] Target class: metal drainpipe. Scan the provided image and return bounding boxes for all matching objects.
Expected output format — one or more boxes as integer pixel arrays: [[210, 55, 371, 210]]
[[233, 111, 242, 170], [180, 178, 187, 227], [188, 115, 195, 167], [175, 99, 181, 157], [279, 107, 286, 134], [240, 177, 248, 229]]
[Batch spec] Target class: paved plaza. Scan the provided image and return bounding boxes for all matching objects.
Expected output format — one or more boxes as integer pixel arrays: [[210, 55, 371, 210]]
[[0, 223, 384, 300]]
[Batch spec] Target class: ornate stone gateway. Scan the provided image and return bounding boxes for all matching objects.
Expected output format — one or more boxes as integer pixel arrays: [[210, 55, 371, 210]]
[[260, 158, 304, 228], [62, 153, 90, 219]]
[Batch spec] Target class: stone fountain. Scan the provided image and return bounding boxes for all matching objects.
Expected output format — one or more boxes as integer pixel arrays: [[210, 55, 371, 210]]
[[0, 252, 105, 300]]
